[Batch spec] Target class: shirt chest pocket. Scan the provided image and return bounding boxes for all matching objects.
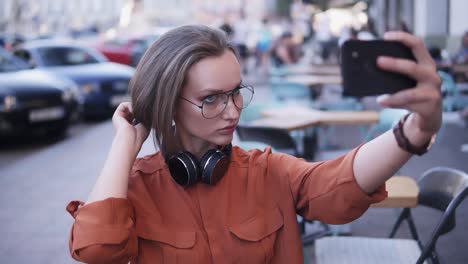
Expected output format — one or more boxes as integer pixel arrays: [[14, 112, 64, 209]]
[[228, 206, 284, 263], [135, 217, 198, 263]]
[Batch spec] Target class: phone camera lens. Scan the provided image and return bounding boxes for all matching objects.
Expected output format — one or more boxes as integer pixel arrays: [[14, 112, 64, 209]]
[[352, 51, 359, 59]]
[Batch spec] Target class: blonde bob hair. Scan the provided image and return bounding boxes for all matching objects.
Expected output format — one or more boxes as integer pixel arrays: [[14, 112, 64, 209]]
[[130, 25, 236, 157]]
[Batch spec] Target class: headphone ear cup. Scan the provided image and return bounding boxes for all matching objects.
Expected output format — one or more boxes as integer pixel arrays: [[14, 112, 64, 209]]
[[200, 149, 229, 185], [167, 152, 200, 186]]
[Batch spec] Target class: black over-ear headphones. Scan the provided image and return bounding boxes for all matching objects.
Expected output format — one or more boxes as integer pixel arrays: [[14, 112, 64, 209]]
[[167, 143, 232, 187]]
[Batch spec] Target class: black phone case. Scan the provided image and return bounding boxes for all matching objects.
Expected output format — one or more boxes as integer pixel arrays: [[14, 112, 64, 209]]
[[341, 40, 417, 97]]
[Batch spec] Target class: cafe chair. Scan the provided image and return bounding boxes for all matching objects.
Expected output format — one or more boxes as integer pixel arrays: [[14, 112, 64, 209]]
[[268, 66, 287, 76], [268, 80, 318, 145], [317, 96, 363, 149], [315, 167, 468, 264], [269, 79, 314, 105], [238, 101, 313, 157], [239, 101, 284, 124]]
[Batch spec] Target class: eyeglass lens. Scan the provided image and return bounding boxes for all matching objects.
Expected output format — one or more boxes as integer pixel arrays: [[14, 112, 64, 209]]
[[202, 86, 253, 118]]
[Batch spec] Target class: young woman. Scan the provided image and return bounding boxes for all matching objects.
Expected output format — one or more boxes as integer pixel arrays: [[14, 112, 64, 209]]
[[67, 25, 441, 263]]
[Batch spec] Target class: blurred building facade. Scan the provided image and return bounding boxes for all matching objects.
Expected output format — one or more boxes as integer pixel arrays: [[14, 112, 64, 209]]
[[0, 0, 466, 54], [369, 0, 468, 53], [0, 0, 124, 36], [0, 0, 276, 36], [141, 0, 275, 25]]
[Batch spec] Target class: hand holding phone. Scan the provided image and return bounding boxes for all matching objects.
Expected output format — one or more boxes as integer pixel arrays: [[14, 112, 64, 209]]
[[341, 40, 417, 97]]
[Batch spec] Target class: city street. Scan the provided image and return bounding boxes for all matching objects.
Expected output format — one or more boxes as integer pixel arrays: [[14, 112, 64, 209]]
[[1, 121, 106, 263], [0, 119, 158, 263]]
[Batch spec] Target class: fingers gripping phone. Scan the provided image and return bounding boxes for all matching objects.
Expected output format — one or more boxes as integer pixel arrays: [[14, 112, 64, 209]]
[[340, 40, 417, 97]]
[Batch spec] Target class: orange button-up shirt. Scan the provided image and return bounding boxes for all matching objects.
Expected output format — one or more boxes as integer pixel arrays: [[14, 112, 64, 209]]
[[67, 146, 386, 264]]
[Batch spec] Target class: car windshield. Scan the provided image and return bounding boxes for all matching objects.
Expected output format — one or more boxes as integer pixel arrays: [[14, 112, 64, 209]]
[[37, 46, 101, 66], [0, 49, 30, 73]]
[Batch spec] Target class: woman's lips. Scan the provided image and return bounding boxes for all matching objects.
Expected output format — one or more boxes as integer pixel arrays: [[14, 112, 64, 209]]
[[219, 125, 236, 134]]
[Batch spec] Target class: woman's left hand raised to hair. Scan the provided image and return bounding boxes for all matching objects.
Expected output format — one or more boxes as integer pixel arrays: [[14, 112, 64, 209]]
[[376, 31, 442, 139]]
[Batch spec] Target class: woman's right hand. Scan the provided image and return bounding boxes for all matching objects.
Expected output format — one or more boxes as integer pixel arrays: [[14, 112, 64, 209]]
[[112, 102, 150, 155], [86, 102, 149, 203]]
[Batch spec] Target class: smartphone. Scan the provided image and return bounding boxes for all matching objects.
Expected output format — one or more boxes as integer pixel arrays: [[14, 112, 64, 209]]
[[340, 40, 417, 97]]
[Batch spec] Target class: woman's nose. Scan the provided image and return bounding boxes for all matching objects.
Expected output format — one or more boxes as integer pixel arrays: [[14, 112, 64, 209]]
[[222, 96, 240, 119]]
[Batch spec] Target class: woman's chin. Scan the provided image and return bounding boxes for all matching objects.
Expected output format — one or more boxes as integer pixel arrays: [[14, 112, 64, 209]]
[[212, 135, 233, 146]]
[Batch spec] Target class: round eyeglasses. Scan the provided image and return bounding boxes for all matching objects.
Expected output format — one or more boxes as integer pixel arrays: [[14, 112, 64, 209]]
[[180, 85, 254, 119]]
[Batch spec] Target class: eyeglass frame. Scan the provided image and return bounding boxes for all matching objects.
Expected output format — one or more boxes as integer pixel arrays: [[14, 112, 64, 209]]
[[179, 84, 254, 119]]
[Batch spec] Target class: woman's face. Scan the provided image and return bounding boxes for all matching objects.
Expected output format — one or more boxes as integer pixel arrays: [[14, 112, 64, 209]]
[[175, 50, 242, 153]]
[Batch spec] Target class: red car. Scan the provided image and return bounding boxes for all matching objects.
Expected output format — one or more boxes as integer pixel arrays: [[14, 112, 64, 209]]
[[95, 37, 149, 67]]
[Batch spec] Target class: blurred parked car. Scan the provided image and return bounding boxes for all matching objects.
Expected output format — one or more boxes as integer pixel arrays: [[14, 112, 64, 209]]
[[13, 41, 135, 118], [0, 33, 26, 51], [0, 48, 79, 138], [69, 26, 99, 39], [95, 37, 149, 66]]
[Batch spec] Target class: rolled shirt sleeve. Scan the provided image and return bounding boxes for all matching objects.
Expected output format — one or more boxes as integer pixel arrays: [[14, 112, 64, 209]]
[[267, 145, 387, 224], [66, 197, 137, 264]]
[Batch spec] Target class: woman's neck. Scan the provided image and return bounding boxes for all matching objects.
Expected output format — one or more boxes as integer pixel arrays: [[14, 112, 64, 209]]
[[176, 133, 216, 160]]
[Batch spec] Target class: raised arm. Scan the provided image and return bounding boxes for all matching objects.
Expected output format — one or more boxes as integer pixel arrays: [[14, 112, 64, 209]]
[[87, 102, 149, 203], [353, 31, 442, 193], [67, 102, 149, 263]]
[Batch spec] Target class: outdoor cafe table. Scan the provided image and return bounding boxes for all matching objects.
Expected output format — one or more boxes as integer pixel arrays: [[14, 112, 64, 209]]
[[248, 107, 379, 159], [281, 74, 342, 87], [251, 107, 379, 130], [371, 176, 419, 208]]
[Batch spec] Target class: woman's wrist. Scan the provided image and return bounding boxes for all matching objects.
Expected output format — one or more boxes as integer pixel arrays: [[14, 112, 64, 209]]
[[392, 113, 437, 156], [114, 130, 141, 158], [403, 113, 434, 146]]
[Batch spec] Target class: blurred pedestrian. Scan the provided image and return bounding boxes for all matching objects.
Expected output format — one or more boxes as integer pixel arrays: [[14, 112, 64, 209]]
[[428, 46, 452, 73], [338, 26, 358, 47], [398, 21, 411, 33], [454, 31, 468, 64], [271, 31, 301, 66], [357, 24, 376, 40], [219, 21, 234, 38], [315, 15, 335, 62], [232, 14, 250, 74], [254, 18, 272, 73]]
